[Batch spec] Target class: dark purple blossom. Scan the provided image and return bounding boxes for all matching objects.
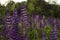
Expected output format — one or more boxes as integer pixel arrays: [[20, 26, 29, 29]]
[[20, 4, 30, 27], [39, 15, 46, 40], [48, 17, 54, 26], [20, 4, 29, 40], [50, 18, 58, 40], [40, 15, 45, 28], [50, 30, 56, 40], [53, 18, 58, 40], [35, 15, 40, 25], [12, 8, 19, 40], [5, 11, 14, 40], [42, 30, 46, 40]]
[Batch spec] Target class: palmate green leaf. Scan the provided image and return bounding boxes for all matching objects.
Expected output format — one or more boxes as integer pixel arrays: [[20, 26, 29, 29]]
[[44, 25, 51, 40], [44, 25, 51, 36]]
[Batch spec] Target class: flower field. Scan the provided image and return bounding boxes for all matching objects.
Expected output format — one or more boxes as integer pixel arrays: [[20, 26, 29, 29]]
[[0, 3, 60, 40]]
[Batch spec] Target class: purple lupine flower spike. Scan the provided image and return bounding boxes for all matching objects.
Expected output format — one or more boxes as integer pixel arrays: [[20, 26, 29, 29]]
[[12, 8, 18, 25], [34, 15, 40, 39], [48, 17, 54, 26], [40, 15, 46, 40], [53, 18, 58, 40], [12, 8, 19, 40], [50, 18, 58, 40], [50, 30, 55, 40], [40, 15, 45, 28], [20, 4, 29, 40], [35, 15, 40, 28], [20, 3, 30, 30], [5, 11, 13, 40]]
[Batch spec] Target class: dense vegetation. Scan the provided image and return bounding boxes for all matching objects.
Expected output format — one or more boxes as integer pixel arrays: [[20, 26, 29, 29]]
[[0, 0, 60, 40]]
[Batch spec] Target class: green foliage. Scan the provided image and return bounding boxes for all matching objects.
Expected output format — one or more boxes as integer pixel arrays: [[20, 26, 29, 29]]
[[27, 3, 35, 14], [15, 3, 21, 9], [36, 6, 43, 13], [28, 29, 36, 40], [0, 0, 60, 40], [44, 25, 51, 34], [0, 0, 60, 18], [37, 28, 42, 40], [0, 24, 5, 40], [44, 25, 51, 40], [0, 5, 6, 18], [6, 1, 15, 12]]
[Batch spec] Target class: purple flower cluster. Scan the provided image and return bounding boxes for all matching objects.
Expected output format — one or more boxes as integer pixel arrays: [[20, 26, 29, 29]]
[[5, 11, 13, 40], [4, 4, 60, 40], [35, 15, 40, 28], [20, 4, 29, 30], [39, 15, 46, 40], [42, 31, 46, 40], [12, 8, 19, 40], [53, 19, 58, 40], [40, 15, 45, 28], [50, 18, 58, 40], [20, 4, 29, 40], [5, 9, 19, 40], [48, 17, 54, 27], [5, 4, 30, 40], [50, 30, 58, 40]]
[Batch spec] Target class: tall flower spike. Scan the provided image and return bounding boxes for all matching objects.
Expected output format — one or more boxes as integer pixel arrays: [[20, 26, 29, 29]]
[[13, 8, 18, 25], [5, 11, 13, 40], [48, 17, 54, 27], [40, 15, 46, 40], [53, 18, 58, 40], [40, 15, 45, 28], [34, 15, 40, 40], [20, 4, 29, 40], [20, 3, 30, 31], [12, 8, 19, 40], [50, 30, 55, 40], [50, 18, 58, 40], [35, 15, 40, 28]]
